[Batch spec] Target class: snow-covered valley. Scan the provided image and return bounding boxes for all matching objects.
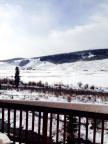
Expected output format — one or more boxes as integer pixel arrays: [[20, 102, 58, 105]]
[[0, 58, 108, 89]]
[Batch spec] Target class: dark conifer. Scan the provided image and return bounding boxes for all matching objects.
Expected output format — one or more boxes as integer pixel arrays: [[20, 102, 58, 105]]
[[14, 67, 20, 88]]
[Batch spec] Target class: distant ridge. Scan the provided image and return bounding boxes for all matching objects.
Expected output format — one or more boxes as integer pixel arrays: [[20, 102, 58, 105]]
[[1, 49, 108, 66], [38, 48, 108, 64], [0, 57, 24, 62]]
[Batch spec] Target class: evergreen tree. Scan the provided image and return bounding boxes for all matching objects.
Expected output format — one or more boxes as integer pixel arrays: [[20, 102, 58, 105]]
[[14, 67, 20, 88]]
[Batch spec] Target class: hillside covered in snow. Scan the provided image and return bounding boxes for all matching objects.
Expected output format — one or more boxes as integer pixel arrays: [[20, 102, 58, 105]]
[[0, 49, 108, 89]]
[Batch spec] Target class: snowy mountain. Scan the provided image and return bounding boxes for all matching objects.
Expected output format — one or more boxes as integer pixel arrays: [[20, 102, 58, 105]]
[[0, 48, 108, 88], [0, 48, 107, 70], [1, 49, 108, 68], [39, 48, 108, 64], [0, 48, 108, 70]]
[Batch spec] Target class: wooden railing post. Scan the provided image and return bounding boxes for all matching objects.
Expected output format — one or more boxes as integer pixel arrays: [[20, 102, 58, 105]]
[[43, 112, 48, 144]]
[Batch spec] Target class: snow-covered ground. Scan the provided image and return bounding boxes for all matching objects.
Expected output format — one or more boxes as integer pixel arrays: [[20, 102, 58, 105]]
[[0, 59, 108, 89], [0, 89, 108, 104]]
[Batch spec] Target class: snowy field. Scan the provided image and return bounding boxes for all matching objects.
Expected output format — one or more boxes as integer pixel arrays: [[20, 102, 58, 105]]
[[0, 59, 108, 89], [0, 89, 108, 105]]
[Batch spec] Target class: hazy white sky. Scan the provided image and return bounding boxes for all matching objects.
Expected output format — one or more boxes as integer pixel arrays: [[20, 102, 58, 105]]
[[0, 0, 108, 59]]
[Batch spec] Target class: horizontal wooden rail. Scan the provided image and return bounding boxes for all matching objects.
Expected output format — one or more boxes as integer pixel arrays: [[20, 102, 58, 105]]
[[0, 99, 108, 114]]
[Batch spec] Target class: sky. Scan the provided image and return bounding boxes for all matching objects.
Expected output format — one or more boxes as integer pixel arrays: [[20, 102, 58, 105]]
[[0, 0, 108, 59]]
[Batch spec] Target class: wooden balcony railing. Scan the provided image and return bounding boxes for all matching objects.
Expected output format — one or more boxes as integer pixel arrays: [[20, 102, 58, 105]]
[[0, 100, 108, 144]]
